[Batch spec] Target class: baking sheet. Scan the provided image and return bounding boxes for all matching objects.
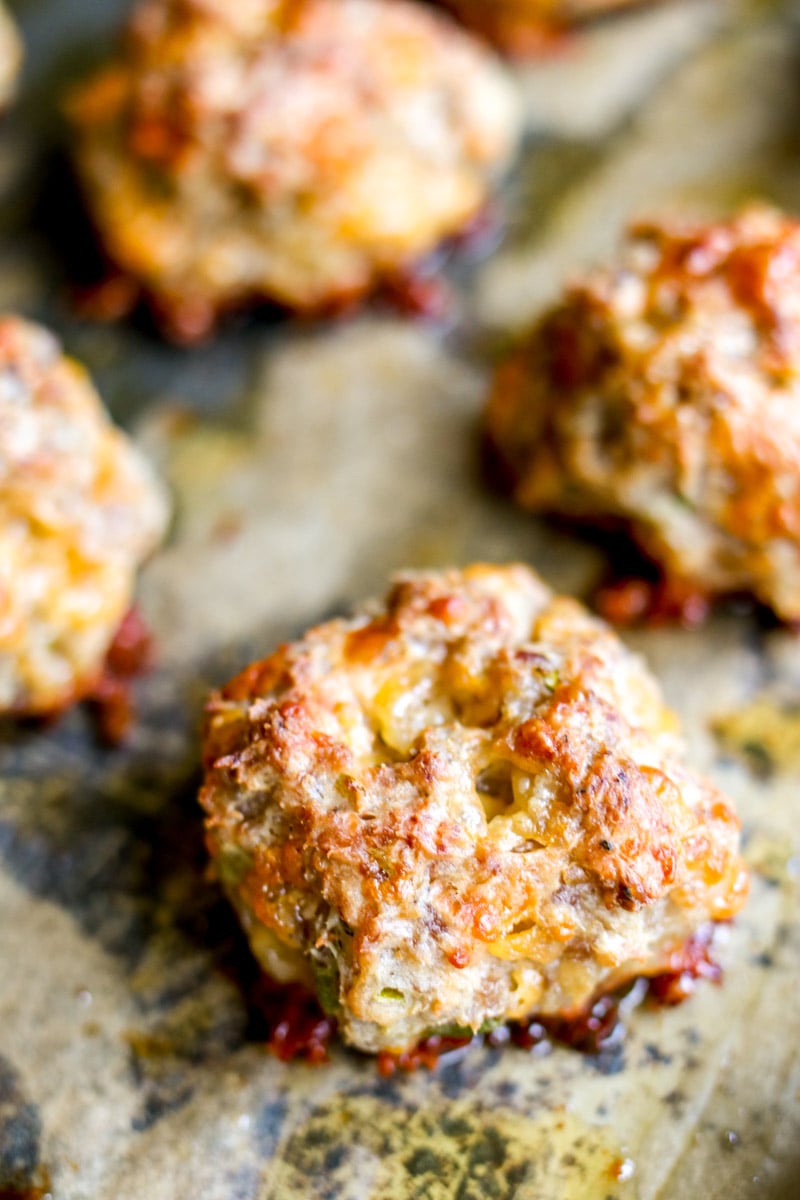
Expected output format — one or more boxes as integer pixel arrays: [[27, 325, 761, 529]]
[[1, 1, 799, 1196]]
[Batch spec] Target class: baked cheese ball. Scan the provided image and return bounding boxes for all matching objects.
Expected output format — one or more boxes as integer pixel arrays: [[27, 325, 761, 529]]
[[200, 565, 747, 1055], [436, 0, 644, 53], [486, 207, 800, 622], [0, 317, 169, 716], [67, 0, 521, 342]]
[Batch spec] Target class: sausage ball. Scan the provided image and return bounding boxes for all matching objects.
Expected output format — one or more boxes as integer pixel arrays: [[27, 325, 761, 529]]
[[67, 0, 521, 341], [485, 207, 800, 622], [200, 565, 747, 1055], [0, 3, 22, 108], [0, 317, 169, 716], [435, 0, 644, 54]]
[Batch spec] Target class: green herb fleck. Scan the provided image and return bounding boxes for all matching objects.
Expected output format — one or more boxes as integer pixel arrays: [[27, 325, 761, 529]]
[[379, 987, 406, 1002], [311, 956, 341, 1016], [542, 670, 560, 693]]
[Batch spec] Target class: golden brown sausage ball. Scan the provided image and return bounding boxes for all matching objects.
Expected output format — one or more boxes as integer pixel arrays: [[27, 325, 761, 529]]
[[485, 207, 800, 623], [200, 565, 746, 1055], [435, 0, 644, 54], [0, 317, 169, 716], [67, 0, 521, 342]]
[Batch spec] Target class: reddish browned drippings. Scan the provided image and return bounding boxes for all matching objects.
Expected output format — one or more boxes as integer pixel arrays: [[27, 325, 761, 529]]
[[374, 991, 626, 1074], [86, 606, 156, 745], [86, 673, 135, 746], [377, 1033, 474, 1077], [73, 272, 141, 323], [152, 292, 218, 346], [236, 932, 722, 1070], [380, 269, 453, 323], [594, 575, 710, 629], [0, 1168, 53, 1200], [13, 608, 154, 740], [647, 927, 722, 1006], [249, 978, 337, 1065], [442, 4, 571, 57], [105, 606, 154, 677], [527, 993, 622, 1055]]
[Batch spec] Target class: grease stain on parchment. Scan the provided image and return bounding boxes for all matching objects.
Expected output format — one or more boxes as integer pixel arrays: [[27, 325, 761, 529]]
[[713, 693, 800, 778], [263, 1098, 636, 1200], [137, 319, 600, 667], [0, 1058, 44, 1196]]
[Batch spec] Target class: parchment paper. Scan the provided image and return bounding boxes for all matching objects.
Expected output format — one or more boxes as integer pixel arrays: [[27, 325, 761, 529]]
[[0, 1, 798, 1196]]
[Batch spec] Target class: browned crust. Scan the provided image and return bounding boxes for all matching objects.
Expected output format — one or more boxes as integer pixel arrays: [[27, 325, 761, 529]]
[[437, 0, 649, 55], [0, 317, 168, 715], [200, 565, 747, 1053], [485, 206, 800, 621], [67, 0, 520, 340]]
